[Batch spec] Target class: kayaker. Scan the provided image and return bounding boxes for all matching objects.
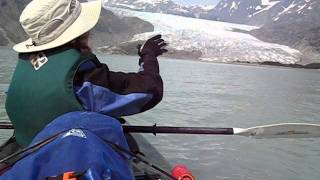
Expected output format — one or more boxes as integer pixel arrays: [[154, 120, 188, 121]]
[[1, 0, 167, 179]]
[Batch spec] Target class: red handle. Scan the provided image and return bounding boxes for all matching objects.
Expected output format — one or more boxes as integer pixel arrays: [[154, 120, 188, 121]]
[[172, 164, 195, 180]]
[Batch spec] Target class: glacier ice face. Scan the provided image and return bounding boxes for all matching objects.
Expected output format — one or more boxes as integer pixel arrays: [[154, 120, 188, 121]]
[[106, 7, 303, 64]]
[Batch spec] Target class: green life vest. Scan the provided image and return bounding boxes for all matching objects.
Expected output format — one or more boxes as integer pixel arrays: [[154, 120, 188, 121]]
[[5, 47, 92, 147]]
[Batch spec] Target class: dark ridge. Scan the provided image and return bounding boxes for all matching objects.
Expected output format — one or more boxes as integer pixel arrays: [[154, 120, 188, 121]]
[[259, 61, 320, 69]]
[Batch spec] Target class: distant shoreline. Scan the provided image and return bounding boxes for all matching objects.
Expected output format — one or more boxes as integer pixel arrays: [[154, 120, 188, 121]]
[[160, 56, 320, 70], [2, 46, 320, 70]]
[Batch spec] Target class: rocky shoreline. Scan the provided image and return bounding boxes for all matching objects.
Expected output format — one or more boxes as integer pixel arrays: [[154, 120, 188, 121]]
[[97, 42, 320, 69], [258, 61, 320, 69], [97, 40, 203, 61]]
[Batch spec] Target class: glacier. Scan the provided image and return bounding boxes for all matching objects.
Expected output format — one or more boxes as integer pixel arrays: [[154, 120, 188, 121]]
[[105, 7, 303, 64]]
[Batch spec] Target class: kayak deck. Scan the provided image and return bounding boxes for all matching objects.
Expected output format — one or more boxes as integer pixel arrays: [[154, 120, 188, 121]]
[[129, 133, 172, 180]]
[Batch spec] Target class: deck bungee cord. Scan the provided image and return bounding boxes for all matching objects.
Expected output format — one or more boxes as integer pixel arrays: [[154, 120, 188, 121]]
[[0, 130, 68, 173]]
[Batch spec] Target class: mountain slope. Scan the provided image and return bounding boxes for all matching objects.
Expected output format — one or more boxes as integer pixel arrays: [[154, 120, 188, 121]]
[[209, 0, 302, 25], [251, 0, 320, 63], [90, 9, 154, 47], [104, 0, 215, 19], [0, 0, 29, 46], [0, 0, 153, 49], [211, 0, 263, 24], [210, 0, 320, 63]]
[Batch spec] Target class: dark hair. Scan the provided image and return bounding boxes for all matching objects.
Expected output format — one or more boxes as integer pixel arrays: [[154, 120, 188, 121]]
[[68, 32, 92, 54], [24, 32, 92, 61]]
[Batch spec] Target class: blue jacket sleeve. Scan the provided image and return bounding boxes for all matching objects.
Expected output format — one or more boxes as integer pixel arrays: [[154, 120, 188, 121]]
[[73, 54, 163, 118]]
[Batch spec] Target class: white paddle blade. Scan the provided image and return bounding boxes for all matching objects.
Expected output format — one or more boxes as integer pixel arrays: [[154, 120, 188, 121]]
[[233, 123, 320, 139]]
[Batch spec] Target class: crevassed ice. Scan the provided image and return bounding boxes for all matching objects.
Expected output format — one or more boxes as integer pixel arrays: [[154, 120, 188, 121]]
[[108, 7, 302, 64]]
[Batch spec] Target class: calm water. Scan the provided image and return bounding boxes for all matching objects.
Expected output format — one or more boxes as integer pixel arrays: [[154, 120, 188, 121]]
[[1, 47, 320, 179]]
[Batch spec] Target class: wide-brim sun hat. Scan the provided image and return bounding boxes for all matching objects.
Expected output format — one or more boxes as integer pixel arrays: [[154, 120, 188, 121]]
[[13, 0, 102, 53]]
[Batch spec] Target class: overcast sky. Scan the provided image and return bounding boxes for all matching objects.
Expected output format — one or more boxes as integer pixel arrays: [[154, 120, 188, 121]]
[[172, 0, 220, 5]]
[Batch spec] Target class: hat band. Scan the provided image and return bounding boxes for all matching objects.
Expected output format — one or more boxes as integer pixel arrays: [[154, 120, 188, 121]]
[[31, 1, 82, 46]]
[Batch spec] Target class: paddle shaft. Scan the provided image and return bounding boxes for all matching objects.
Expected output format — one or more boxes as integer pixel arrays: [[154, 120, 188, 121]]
[[123, 125, 234, 135], [0, 122, 234, 135], [2, 122, 320, 138]]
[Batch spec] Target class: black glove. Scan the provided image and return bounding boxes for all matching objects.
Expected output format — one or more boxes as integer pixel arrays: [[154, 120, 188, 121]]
[[137, 35, 168, 57]]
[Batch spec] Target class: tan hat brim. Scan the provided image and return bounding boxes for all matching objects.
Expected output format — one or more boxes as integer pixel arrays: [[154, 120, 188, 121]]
[[13, 0, 102, 53]]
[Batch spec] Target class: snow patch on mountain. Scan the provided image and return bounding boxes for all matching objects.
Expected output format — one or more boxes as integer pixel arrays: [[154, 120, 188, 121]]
[[195, 5, 215, 11], [261, 0, 273, 6], [230, 1, 238, 10], [136, 0, 169, 4], [279, 2, 298, 15], [253, 1, 281, 17]]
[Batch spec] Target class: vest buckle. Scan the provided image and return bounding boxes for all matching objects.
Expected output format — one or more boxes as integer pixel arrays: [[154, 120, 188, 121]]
[[30, 52, 48, 70]]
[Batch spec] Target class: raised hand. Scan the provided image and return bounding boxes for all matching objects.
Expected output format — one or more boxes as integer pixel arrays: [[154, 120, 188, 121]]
[[138, 35, 168, 57]]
